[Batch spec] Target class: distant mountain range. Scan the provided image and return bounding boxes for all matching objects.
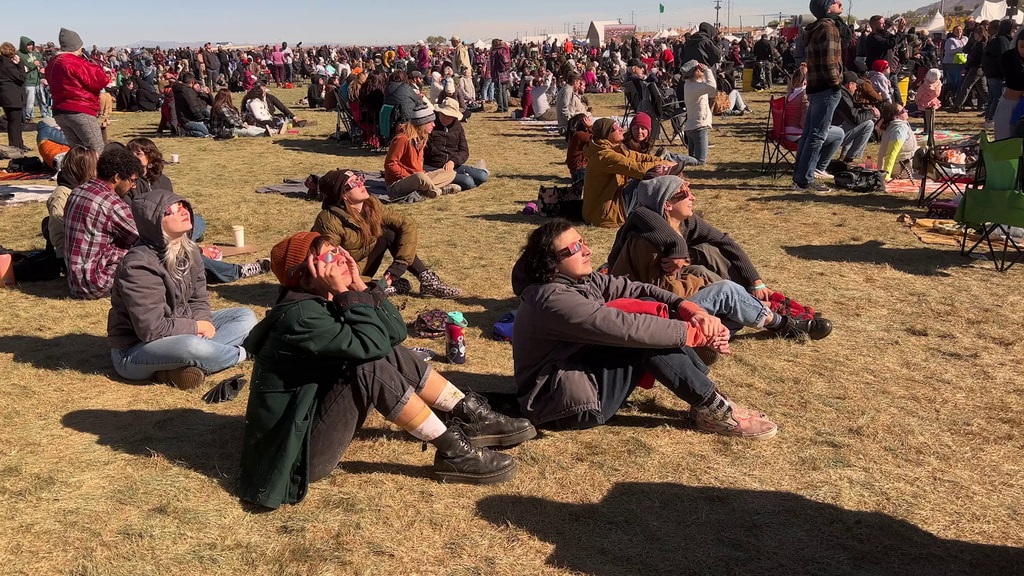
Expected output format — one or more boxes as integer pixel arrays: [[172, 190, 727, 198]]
[[910, 0, 983, 16]]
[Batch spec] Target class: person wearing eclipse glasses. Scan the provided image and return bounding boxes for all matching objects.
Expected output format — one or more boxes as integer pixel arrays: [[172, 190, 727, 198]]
[[509, 219, 778, 440]]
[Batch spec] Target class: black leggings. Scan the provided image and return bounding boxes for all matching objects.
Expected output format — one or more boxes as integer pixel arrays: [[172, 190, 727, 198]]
[[363, 227, 427, 278], [3, 107, 24, 149]]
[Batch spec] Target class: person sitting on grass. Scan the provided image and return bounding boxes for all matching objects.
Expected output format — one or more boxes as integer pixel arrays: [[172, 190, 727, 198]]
[[172, 71, 212, 137], [241, 81, 295, 132], [307, 75, 326, 109], [607, 176, 833, 340], [624, 112, 698, 167], [107, 189, 258, 390], [877, 101, 918, 182], [423, 99, 489, 191], [510, 219, 777, 439], [62, 146, 142, 299], [565, 112, 592, 185], [238, 232, 536, 509], [582, 117, 673, 228], [384, 104, 461, 201], [210, 88, 269, 138], [46, 146, 98, 269], [124, 137, 272, 283], [310, 169, 462, 299]]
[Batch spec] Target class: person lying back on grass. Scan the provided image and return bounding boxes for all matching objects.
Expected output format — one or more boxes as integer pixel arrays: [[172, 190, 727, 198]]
[[607, 176, 833, 341], [238, 232, 536, 509], [510, 219, 778, 440]]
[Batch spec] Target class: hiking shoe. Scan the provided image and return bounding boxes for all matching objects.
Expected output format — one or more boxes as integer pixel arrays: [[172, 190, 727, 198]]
[[418, 269, 462, 299], [383, 276, 413, 297], [153, 366, 206, 390], [792, 181, 831, 193], [240, 258, 271, 278], [447, 392, 537, 448], [421, 188, 439, 199], [781, 317, 833, 340], [432, 424, 517, 484], [694, 346, 720, 367], [440, 183, 462, 195], [691, 398, 777, 441]]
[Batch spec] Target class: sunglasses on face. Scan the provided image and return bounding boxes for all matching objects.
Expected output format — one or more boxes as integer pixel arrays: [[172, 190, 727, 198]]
[[163, 202, 186, 216], [343, 173, 365, 192], [557, 239, 587, 260], [669, 188, 691, 202]]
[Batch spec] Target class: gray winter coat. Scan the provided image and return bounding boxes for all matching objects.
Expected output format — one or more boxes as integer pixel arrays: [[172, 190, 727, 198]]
[[510, 256, 690, 425], [107, 189, 211, 350]]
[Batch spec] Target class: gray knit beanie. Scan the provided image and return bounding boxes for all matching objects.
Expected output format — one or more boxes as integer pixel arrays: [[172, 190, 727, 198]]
[[59, 28, 83, 52], [625, 175, 684, 216], [409, 104, 435, 126]]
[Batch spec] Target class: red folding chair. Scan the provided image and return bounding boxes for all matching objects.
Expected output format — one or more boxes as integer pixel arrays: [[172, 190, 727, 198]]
[[760, 95, 798, 179]]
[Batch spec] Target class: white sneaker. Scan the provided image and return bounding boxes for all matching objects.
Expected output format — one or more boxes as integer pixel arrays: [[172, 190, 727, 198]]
[[813, 169, 835, 181]]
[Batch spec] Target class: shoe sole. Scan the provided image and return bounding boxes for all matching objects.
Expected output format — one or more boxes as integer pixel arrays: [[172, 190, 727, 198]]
[[153, 367, 205, 390], [694, 423, 779, 441], [465, 426, 537, 448], [422, 189, 439, 199], [433, 461, 517, 485]]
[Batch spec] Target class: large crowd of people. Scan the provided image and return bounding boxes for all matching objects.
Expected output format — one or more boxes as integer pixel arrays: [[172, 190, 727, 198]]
[[0, 3, 1007, 510]]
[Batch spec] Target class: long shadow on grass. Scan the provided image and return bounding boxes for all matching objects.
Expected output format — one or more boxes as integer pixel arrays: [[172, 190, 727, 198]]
[[211, 282, 279, 308], [273, 138, 386, 158], [784, 240, 969, 276], [477, 482, 1024, 576], [0, 333, 111, 375], [61, 408, 243, 486], [753, 192, 918, 214]]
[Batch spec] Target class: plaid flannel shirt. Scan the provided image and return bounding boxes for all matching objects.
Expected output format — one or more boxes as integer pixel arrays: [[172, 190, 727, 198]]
[[805, 19, 843, 93], [63, 178, 138, 299]]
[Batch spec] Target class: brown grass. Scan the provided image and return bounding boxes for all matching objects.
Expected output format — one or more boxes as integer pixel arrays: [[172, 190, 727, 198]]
[[1, 88, 1023, 575]]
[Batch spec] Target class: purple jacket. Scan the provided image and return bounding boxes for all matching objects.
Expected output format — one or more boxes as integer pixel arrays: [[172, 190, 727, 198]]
[[491, 45, 511, 83]]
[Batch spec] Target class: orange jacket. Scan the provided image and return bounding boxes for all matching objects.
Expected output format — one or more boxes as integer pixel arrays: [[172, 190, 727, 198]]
[[384, 132, 424, 185]]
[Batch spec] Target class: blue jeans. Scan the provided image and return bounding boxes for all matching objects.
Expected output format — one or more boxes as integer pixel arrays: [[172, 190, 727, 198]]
[[664, 150, 700, 167], [986, 78, 1004, 121], [184, 120, 210, 137], [793, 88, 841, 186], [24, 84, 51, 121], [481, 78, 494, 101], [454, 165, 489, 190], [495, 81, 510, 111], [839, 120, 874, 162], [815, 125, 844, 171], [190, 214, 243, 284], [110, 307, 258, 380], [685, 280, 770, 336], [36, 123, 69, 146], [684, 127, 709, 164]]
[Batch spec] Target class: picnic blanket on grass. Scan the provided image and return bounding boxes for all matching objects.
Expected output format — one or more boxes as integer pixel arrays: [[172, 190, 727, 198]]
[[0, 184, 53, 207], [900, 216, 981, 247], [0, 171, 54, 182], [255, 171, 418, 204]]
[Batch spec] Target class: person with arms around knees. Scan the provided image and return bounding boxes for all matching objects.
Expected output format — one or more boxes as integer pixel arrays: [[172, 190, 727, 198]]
[[792, 0, 850, 192], [510, 219, 777, 439], [108, 189, 257, 390], [62, 146, 142, 299], [238, 232, 535, 509], [424, 99, 489, 191], [46, 28, 108, 151], [310, 169, 462, 299], [385, 104, 460, 201]]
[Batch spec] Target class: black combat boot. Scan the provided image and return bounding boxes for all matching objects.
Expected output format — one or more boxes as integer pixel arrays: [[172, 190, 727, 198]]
[[447, 392, 537, 448], [431, 424, 517, 485]]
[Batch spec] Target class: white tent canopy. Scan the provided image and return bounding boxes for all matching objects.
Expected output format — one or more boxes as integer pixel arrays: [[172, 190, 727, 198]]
[[653, 29, 680, 39], [972, 1, 1024, 25], [924, 11, 945, 33], [588, 20, 622, 48]]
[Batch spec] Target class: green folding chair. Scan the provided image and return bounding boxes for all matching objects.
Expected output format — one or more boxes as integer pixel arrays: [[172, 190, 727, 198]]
[[955, 133, 1024, 271]]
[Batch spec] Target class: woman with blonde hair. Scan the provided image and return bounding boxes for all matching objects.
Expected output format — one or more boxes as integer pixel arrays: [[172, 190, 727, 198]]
[[311, 169, 461, 298], [107, 188, 257, 390], [384, 105, 460, 200]]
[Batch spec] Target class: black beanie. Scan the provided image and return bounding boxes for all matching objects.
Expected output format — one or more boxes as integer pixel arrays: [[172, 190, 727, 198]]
[[810, 0, 832, 19]]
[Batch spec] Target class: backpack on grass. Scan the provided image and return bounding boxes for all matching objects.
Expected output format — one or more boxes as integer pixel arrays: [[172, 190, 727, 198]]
[[833, 167, 886, 193], [536, 184, 583, 221]]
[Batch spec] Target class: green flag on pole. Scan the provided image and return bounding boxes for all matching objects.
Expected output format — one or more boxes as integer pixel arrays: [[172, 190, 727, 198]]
[[659, 3, 665, 13]]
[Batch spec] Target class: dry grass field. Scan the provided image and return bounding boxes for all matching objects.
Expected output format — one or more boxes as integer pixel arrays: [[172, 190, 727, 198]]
[[1, 87, 1022, 576]]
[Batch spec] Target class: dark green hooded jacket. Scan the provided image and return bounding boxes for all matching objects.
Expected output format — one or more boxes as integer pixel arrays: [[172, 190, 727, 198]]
[[18, 37, 42, 86], [237, 284, 407, 509]]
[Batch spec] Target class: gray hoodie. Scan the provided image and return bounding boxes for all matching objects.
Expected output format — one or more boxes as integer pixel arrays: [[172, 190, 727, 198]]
[[107, 188, 211, 350], [510, 255, 690, 425]]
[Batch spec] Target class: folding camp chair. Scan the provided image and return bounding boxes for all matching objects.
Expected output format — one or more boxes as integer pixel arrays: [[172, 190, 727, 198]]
[[378, 104, 396, 149], [657, 94, 687, 144], [333, 86, 359, 146], [622, 90, 635, 126], [917, 107, 977, 206], [955, 133, 1024, 271], [760, 95, 797, 179]]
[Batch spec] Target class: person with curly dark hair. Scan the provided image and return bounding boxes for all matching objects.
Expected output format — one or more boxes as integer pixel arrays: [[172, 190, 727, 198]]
[[509, 219, 777, 440]]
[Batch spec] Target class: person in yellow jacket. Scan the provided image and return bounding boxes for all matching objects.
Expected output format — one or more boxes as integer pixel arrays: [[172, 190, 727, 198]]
[[310, 169, 461, 298], [581, 117, 674, 228]]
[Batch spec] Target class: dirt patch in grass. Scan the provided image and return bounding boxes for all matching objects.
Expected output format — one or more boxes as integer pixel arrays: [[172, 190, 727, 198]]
[[1, 89, 1022, 575]]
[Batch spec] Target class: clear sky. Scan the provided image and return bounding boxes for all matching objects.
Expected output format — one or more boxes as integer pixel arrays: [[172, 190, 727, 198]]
[[0, 0, 926, 47]]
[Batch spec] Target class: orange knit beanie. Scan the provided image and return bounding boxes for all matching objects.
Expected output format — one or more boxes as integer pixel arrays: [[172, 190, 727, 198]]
[[270, 232, 320, 287]]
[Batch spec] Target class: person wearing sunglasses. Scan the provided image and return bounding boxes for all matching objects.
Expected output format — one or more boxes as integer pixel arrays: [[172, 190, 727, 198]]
[[877, 101, 918, 182], [311, 169, 462, 298], [608, 176, 833, 340], [582, 117, 675, 228], [108, 189, 257, 390], [510, 219, 777, 440], [238, 232, 535, 509]]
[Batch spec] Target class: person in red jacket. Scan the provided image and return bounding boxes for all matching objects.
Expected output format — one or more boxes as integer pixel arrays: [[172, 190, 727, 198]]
[[46, 28, 109, 151]]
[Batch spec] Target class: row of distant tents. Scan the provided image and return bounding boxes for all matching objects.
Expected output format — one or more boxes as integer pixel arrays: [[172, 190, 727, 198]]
[[923, 0, 1023, 32]]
